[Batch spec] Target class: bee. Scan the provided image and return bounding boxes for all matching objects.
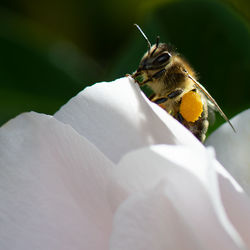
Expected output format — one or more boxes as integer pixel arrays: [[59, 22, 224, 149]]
[[131, 24, 235, 142]]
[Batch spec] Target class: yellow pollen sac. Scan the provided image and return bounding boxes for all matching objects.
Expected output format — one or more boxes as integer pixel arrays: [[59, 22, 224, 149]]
[[179, 91, 203, 122]]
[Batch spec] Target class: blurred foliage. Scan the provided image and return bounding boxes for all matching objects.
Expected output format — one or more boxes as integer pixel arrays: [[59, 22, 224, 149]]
[[0, 0, 249, 135]]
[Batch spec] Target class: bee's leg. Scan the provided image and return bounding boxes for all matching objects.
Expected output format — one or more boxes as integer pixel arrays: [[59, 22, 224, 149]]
[[153, 97, 169, 104], [176, 112, 185, 123], [126, 73, 141, 84], [168, 89, 183, 98], [149, 93, 156, 101], [128, 71, 151, 85], [140, 78, 152, 85], [131, 70, 141, 78]]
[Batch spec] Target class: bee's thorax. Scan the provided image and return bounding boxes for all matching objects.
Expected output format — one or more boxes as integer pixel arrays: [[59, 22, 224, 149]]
[[144, 55, 196, 96]]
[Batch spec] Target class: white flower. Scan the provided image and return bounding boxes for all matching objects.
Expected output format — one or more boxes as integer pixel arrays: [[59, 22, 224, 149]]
[[0, 77, 249, 250], [206, 109, 250, 195]]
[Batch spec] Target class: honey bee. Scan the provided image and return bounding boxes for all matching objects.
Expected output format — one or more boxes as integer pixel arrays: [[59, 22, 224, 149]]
[[131, 24, 235, 142]]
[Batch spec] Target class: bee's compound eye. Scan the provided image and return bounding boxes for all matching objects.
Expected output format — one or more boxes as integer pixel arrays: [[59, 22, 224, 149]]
[[154, 52, 171, 65]]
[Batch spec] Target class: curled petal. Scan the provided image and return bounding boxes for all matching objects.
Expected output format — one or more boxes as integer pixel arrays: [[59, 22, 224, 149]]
[[55, 77, 201, 163]]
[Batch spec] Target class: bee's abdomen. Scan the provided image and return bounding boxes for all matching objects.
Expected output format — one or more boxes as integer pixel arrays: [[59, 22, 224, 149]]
[[189, 113, 209, 142], [176, 110, 209, 142]]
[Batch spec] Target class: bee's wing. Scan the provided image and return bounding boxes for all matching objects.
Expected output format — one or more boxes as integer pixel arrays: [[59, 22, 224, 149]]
[[187, 73, 236, 132], [207, 100, 216, 126]]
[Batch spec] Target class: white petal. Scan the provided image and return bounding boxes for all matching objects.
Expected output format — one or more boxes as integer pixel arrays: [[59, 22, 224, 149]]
[[55, 77, 201, 163], [110, 182, 242, 250], [109, 145, 249, 250], [214, 160, 250, 248], [205, 109, 250, 195], [0, 112, 114, 250], [110, 184, 202, 250]]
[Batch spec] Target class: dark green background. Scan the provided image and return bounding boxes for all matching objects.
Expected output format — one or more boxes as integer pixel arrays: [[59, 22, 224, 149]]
[[0, 0, 249, 134]]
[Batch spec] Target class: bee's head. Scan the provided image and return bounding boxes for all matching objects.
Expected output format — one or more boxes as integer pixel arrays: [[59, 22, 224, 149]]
[[132, 24, 172, 83], [139, 42, 172, 71]]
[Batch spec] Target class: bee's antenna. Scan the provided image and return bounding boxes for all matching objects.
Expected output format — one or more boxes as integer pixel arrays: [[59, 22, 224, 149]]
[[151, 35, 160, 56], [156, 36, 160, 48], [134, 24, 151, 54]]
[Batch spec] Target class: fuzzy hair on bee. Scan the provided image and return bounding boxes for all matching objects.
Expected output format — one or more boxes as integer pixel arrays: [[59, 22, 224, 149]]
[[131, 24, 235, 142]]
